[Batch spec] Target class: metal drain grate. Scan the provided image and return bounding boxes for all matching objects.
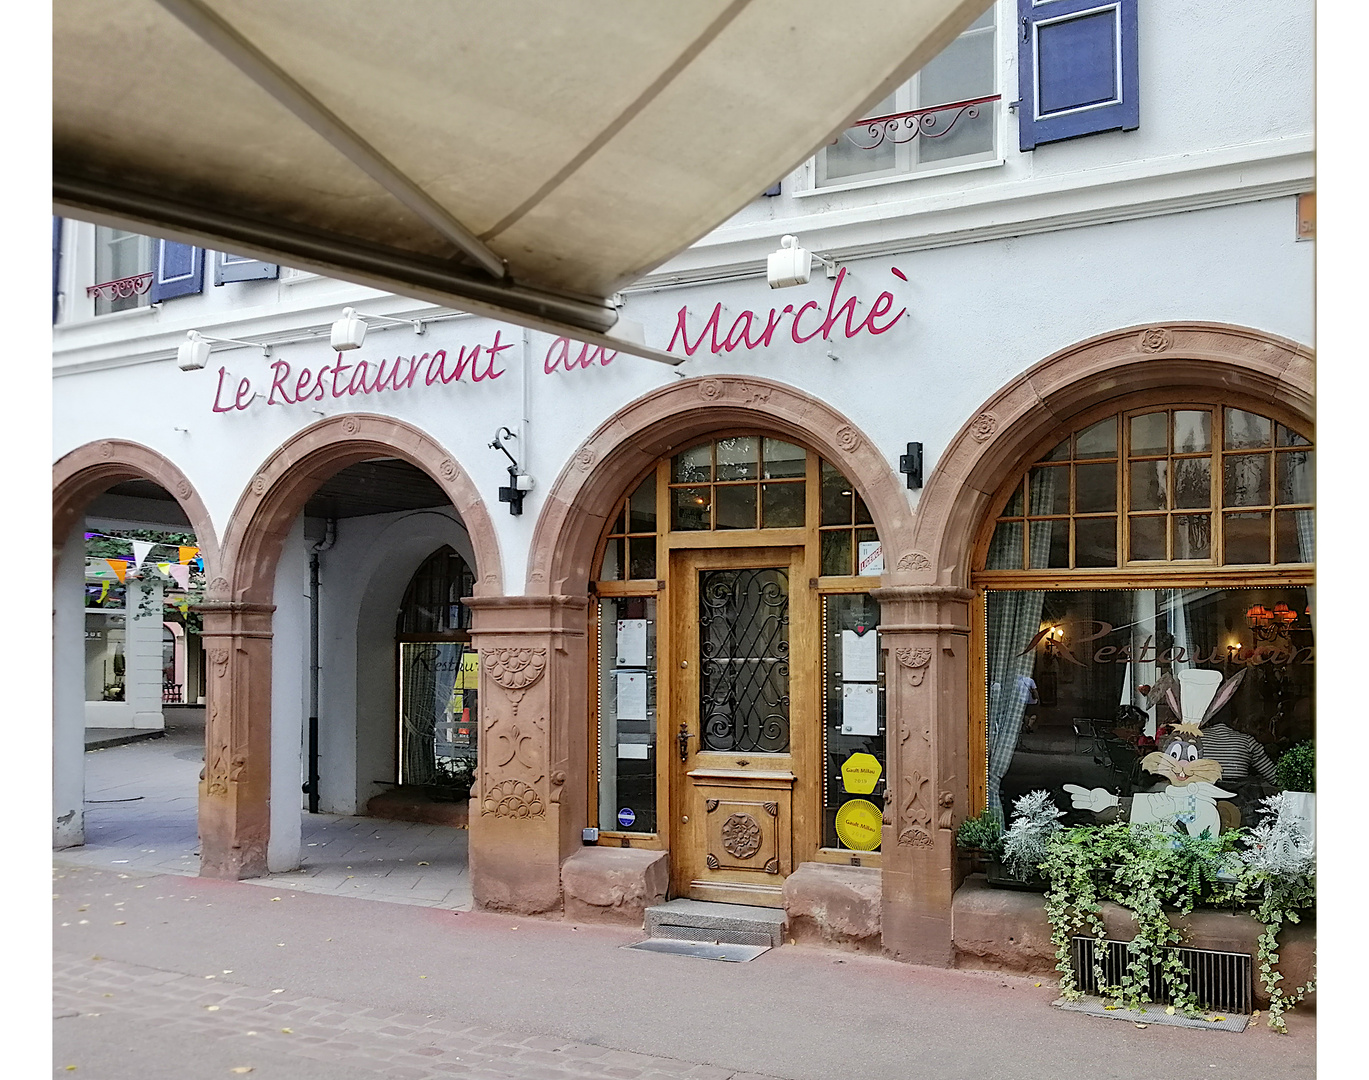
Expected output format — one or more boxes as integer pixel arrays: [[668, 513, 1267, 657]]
[[1070, 937, 1252, 1015], [654, 924, 775, 948]]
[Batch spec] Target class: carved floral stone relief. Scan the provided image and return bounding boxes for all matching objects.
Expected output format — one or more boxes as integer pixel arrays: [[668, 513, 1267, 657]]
[[895, 646, 933, 686], [899, 769, 934, 848], [481, 646, 552, 819]]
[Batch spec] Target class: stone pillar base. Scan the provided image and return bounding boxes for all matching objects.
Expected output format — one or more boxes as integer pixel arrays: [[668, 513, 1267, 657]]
[[782, 862, 882, 953], [561, 847, 668, 926]]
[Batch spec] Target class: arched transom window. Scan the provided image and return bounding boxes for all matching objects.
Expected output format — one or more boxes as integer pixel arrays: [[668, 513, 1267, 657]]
[[984, 406, 1314, 571]]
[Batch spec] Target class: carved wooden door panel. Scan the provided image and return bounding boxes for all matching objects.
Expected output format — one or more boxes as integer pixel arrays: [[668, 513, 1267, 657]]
[[671, 547, 814, 907]]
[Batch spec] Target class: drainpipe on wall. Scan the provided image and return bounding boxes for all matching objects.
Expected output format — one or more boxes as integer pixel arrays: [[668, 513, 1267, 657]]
[[306, 518, 336, 813]]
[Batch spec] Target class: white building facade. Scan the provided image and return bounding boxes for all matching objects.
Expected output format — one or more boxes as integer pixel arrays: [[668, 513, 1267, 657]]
[[53, 1, 1314, 966]]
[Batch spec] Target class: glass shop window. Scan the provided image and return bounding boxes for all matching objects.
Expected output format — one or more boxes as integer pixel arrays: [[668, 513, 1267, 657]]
[[822, 593, 885, 852], [984, 587, 1314, 830], [398, 643, 478, 794], [598, 596, 658, 833], [396, 546, 474, 634], [85, 611, 127, 702], [396, 546, 477, 798]]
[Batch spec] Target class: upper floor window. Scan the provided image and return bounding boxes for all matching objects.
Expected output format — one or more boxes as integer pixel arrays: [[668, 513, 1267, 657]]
[[92, 227, 154, 315], [817, 5, 997, 187], [80, 228, 205, 318], [983, 406, 1315, 572]]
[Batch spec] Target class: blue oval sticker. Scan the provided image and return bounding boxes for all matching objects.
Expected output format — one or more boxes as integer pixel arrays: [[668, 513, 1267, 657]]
[[616, 807, 636, 828]]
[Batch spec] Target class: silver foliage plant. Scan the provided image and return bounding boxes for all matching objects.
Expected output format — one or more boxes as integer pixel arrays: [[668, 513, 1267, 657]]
[[1243, 792, 1315, 880], [1002, 789, 1065, 879]]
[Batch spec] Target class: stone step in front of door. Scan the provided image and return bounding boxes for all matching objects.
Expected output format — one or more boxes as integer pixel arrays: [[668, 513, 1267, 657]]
[[644, 899, 788, 948]]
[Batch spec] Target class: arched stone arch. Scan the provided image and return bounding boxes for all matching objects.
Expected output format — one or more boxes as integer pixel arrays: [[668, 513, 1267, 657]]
[[906, 323, 1315, 587], [218, 414, 502, 603], [198, 414, 501, 880], [526, 375, 916, 594], [53, 439, 222, 577], [466, 376, 915, 917], [52, 440, 223, 851]]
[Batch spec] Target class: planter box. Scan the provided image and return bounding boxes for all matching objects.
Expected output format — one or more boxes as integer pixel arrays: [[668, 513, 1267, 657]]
[[986, 856, 1048, 892], [950, 876, 1316, 1009]]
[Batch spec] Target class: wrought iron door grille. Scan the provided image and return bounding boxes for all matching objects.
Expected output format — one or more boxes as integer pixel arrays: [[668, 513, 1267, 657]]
[[1070, 937, 1253, 1014], [699, 567, 790, 753]]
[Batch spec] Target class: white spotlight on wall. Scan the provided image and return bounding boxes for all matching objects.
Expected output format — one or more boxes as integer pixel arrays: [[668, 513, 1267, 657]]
[[176, 329, 270, 370], [177, 331, 212, 371], [766, 234, 838, 289], [330, 307, 428, 352]]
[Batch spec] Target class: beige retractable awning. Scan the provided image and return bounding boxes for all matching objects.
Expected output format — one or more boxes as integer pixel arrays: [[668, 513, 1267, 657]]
[[54, 0, 989, 364]]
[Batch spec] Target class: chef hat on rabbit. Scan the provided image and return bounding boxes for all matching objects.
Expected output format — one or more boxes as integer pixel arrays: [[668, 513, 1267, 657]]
[[1176, 668, 1223, 727]]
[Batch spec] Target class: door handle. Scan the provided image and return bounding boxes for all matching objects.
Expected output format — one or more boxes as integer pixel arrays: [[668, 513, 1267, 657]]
[[677, 723, 695, 762]]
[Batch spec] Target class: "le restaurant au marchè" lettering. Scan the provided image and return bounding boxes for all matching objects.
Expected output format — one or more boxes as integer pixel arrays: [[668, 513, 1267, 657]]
[[209, 267, 908, 412]]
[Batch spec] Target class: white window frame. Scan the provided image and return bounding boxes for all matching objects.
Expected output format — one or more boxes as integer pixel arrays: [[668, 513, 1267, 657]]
[[92, 226, 155, 317], [796, 3, 1004, 196]]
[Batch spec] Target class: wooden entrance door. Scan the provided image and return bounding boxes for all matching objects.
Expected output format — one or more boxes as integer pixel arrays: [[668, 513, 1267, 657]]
[[669, 546, 817, 907]]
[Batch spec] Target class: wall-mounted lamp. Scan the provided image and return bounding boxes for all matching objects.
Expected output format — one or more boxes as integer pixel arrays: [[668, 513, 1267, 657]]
[[177, 330, 271, 371], [898, 442, 924, 489], [766, 234, 838, 289], [489, 427, 533, 516], [329, 307, 429, 352], [1043, 625, 1064, 657]]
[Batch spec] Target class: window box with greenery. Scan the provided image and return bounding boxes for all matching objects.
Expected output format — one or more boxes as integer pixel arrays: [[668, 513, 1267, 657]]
[[954, 809, 1004, 875], [1031, 793, 1314, 1032]]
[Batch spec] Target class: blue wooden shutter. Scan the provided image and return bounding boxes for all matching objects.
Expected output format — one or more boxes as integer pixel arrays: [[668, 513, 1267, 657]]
[[150, 240, 204, 301], [214, 251, 280, 284], [1018, 0, 1139, 150]]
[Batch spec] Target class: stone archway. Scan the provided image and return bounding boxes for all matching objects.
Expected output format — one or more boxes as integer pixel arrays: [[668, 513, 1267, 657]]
[[467, 375, 917, 916], [53, 439, 222, 577], [199, 415, 502, 879], [875, 322, 1315, 967], [526, 375, 917, 595], [52, 441, 223, 849], [906, 322, 1315, 588]]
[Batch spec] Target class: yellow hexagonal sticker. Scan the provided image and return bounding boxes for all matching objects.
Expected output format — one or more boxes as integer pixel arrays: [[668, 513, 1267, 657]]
[[840, 752, 883, 794]]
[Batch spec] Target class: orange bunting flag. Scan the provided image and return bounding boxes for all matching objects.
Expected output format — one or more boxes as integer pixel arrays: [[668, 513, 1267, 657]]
[[106, 559, 128, 583], [179, 546, 199, 565]]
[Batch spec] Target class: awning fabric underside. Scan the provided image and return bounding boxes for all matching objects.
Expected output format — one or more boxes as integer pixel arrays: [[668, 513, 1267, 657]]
[[54, 0, 988, 363]]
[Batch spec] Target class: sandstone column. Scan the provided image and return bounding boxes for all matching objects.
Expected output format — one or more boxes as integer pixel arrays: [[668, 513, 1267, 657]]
[[870, 584, 974, 966], [465, 595, 588, 914], [196, 598, 275, 879]]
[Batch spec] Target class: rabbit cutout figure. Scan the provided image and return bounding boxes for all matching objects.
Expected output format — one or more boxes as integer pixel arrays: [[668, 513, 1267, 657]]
[[1065, 668, 1246, 837]]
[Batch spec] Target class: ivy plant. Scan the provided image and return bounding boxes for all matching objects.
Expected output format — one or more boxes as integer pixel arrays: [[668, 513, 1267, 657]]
[[1035, 804, 1313, 1031]]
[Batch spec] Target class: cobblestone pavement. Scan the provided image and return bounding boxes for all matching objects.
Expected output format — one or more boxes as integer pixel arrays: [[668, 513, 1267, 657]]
[[54, 951, 777, 1080], [52, 862, 1315, 1080], [62, 712, 471, 909]]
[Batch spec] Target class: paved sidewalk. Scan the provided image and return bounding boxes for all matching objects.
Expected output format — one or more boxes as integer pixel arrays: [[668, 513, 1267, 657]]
[[52, 863, 1315, 1080], [63, 713, 471, 909]]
